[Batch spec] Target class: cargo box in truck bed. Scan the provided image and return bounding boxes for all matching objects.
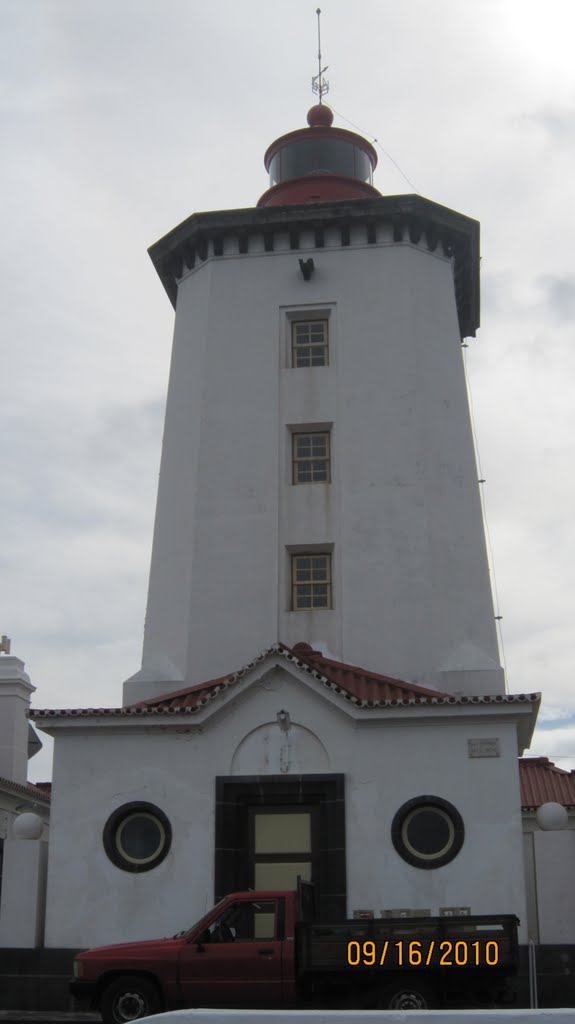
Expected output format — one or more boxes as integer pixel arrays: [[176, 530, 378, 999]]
[[298, 913, 519, 973]]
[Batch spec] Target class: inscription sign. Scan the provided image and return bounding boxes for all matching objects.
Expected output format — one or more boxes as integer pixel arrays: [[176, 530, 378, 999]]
[[468, 738, 500, 758]]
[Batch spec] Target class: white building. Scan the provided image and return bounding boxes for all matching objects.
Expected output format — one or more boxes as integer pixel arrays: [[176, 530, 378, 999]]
[[36, 98, 532, 941], [2, 101, 575, 1008], [0, 652, 50, 950]]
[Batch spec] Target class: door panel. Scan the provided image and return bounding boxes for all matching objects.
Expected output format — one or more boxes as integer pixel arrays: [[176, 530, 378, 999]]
[[254, 860, 312, 890], [178, 899, 283, 1007], [251, 808, 314, 891]]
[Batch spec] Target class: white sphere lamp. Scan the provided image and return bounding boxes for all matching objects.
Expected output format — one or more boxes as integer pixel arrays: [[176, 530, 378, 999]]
[[536, 802, 568, 831], [13, 812, 44, 840]]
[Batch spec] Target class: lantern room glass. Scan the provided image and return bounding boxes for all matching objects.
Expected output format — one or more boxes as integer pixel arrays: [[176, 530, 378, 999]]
[[269, 138, 373, 187]]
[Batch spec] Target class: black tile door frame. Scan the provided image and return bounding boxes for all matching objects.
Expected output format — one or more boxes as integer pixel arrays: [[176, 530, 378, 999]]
[[215, 774, 346, 920]]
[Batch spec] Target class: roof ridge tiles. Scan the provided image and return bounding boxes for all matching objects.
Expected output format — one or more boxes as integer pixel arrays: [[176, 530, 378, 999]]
[[29, 644, 541, 718], [0, 776, 51, 801]]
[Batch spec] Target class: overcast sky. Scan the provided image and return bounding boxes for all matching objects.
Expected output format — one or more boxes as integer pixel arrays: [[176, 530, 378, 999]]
[[2, 0, 575, 782]]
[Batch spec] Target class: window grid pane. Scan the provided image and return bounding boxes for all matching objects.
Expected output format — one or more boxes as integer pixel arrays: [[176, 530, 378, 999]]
[[292, 554, 332, 609], [293, 432, 331, 484], [255, 812, 311, 854], [254, 862, 312, 891], [292, 320, 328, 368]]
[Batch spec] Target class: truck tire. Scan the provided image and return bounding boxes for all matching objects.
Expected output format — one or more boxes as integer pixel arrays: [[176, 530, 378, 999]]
[[100, 975, 162, 1024], [379, 979, 437, 1010]]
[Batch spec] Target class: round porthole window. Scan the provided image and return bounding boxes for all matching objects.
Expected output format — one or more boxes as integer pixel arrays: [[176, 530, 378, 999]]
[[391, 796, 464, 869], [103, 802, 172, 873]]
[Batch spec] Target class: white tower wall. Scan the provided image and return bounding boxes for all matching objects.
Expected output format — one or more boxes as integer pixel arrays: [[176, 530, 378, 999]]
[[128, 227, 502, 703]]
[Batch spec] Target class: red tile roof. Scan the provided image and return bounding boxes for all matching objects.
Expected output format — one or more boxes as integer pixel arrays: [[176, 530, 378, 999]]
[[33, 781, 52, 797], [129, 642, 451, 711], [519, 757, 575, 809], [287, 642, 452, 704], [0, 776, 51, 802], [29, 642, 540, 718]]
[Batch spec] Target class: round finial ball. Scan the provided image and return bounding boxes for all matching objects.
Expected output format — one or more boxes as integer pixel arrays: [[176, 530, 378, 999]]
[[536, 802, 568, 831], [13, 811, 44, 840], [307, 104, 334, 128]]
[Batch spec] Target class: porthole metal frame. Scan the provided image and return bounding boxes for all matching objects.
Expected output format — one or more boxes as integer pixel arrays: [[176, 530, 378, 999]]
[[391, 795, 464, 870], [103, 801, 172, 873]]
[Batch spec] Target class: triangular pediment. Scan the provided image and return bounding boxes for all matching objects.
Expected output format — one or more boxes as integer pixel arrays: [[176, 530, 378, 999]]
[[127, 642, 449, 720], [30, 643, 540, 754]]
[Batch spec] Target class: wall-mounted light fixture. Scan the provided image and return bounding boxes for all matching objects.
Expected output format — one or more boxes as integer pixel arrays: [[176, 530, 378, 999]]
[[299, 258, 315, 281], [276, 709, 291, 732], [536, 802, 568, 831], [13, 811, 44, 840]]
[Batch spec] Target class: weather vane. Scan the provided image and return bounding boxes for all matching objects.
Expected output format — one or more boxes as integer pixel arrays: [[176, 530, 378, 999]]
[[311, 7, 329, 103]]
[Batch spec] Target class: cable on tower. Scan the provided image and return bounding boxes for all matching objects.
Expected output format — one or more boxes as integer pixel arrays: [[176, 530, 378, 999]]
[[329, 105, 421, 195], [462, 345, 509, 693]]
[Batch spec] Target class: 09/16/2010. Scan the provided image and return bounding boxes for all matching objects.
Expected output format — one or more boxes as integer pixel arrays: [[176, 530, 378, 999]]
[[346, 938, 500, 968]]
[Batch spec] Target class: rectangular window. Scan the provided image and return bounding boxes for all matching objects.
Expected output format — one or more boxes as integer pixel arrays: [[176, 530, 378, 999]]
[[251, 808, 315, 896], [291, 553, 332, 610], [292, 320, 328, 367], [255, 812, 312, 854], [292, 431, 331, 484]]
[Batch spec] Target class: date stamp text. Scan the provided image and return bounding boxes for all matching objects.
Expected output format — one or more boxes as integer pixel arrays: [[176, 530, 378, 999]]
[[346, 939, 500, 968]]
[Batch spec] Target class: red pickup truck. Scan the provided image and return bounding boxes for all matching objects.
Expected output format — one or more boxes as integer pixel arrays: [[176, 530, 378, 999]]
[[70, 884, 519, 1022]]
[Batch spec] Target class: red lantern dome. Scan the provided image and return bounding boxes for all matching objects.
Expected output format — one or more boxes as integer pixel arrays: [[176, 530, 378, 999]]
[[258, 104, 380, 207]]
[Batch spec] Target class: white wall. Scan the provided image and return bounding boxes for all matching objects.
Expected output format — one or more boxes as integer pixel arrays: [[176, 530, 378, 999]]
[[0, 657, 35, 783], [0, 657, 50, 949], [43, 663, 526, 948], [133, 228, 502, 704], [0, 833, 48, 947], [533, 829, 575, 944]]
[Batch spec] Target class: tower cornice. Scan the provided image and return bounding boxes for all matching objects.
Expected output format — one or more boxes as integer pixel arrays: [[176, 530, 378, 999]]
[[148, 194, 480, 339]]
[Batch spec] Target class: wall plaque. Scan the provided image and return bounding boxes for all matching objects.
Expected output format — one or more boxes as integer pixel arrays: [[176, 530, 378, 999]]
[[468, 738, 500, 758]]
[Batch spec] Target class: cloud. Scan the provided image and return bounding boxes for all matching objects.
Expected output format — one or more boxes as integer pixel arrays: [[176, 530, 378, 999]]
[[3, 0, 575, 791], [2, 398, 164, 542], [537, 275, 575, 323], [537, 710, 575, 727], [526, 723, 575, 773], [523, 108, 575, 144]]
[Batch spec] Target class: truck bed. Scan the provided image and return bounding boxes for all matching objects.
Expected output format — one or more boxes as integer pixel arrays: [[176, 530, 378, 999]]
[[297, 915, 519, 974]]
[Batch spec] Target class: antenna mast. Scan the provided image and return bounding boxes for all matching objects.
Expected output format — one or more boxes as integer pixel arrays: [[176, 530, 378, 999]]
[[311, 7, 329, 103]]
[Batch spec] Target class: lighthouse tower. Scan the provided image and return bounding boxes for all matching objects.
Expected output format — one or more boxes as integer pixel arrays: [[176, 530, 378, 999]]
[[124, 99, 503, 704], [34, 82, 539, 956]]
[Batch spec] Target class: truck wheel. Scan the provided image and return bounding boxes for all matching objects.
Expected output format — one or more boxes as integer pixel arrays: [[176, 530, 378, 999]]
[[379, 980, 437, 1010], [100, 975, 161, 1024]]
